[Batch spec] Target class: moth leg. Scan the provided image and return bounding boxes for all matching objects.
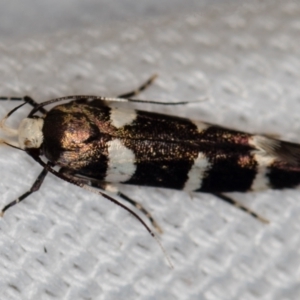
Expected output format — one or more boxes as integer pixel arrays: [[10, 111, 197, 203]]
[[54, 167, 157, 237], [118, 74, 158, 98], [0, 167, 48, 216], [57, 168, 162, 233], [91, 181, 163, 234], [213, 193, 269, 223], [117, 192, 162, 234], [0, 96, 47, 114]]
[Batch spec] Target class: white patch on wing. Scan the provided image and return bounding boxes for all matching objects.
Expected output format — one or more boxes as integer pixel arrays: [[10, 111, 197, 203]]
[[184, 152, 211, 191], [191, 120, 209, 133], [251, 152, 275, 191], [249, 135, 279, 153], [109, 106, 137, 128], [106, 139, 136, 182]]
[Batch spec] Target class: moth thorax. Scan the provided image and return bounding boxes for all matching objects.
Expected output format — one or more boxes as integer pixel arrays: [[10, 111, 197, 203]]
[[18, 118, 44, 149]]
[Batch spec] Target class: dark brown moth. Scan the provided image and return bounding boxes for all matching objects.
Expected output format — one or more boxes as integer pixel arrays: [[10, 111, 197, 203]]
[[1, 75, 300, 236]]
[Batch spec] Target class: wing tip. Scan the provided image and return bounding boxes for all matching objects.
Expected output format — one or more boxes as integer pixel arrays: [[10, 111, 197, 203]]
[[250, 135, 300, 165]]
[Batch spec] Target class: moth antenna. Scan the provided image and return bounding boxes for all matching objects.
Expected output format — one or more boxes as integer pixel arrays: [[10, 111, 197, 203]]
[[28, 95, 193, 117]]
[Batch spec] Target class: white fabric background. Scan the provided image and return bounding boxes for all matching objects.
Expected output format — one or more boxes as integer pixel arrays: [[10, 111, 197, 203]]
[[0, 0, 300, 299]]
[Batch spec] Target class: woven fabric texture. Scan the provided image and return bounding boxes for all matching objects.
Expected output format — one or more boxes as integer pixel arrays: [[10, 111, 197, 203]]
[[0, 1, 300, 299]]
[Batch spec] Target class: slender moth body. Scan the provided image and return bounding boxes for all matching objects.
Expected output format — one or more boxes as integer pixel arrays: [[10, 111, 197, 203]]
[[1, 75, 300, 236]]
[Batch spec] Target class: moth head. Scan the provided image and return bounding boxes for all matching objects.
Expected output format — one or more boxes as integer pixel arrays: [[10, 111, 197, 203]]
[[18, 117, 44, 149], [0, 112, 44, 150]]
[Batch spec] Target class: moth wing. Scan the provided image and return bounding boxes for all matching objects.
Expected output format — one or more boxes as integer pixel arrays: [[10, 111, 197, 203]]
[[250, 135, 300, 165]]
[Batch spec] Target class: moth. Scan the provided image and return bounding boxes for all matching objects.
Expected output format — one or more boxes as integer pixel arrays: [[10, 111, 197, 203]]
[[1, 75, 300, 237]]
